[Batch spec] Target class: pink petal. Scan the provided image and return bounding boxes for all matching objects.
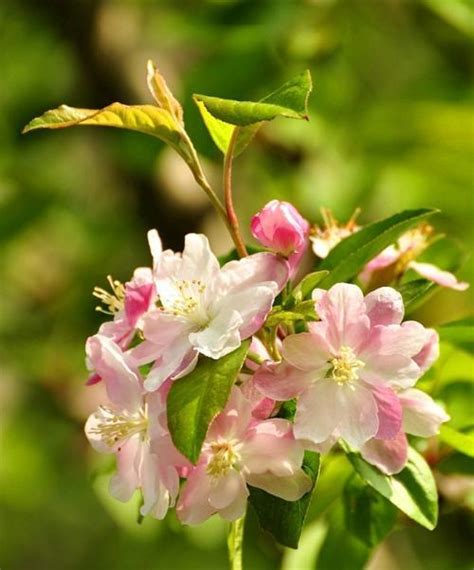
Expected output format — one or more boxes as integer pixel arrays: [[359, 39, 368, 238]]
[[281, 331, 332, 372], [86, 335, 142, 410], [218, 478, 249, 521], [242, 418, 305, 476], [253, 361, 315, 401], [180, 233, 221, 282], [312, 284, 370, 351], [144, 339, 195, 392], [399, 388, 450, 437], [207, 387, 252, 442], [209, 470, 247, 510], [336, 382, 379, 448], [409, 261, 469, 291], [413, 329, 439, 374], [360, 431, 408, 475], [370, 383, 402, 440], [239, 375, 275, 420], [294, 380, 343, 445], [124, 267, 155, 327], [364, 287, 404, 326], [246, 470, 312, 501], [362, 353, 421, 390], [176, 465, 215, 525], [86, 372, 102, 386], [109, 435, 141, 502]]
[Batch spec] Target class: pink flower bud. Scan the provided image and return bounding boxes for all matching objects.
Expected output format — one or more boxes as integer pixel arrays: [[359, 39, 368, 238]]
[[251, 200, 309, 277]]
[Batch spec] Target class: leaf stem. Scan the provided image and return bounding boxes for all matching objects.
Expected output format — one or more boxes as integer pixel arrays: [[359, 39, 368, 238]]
[[228, 513, 246, 570], [223, 128, 248, 257]]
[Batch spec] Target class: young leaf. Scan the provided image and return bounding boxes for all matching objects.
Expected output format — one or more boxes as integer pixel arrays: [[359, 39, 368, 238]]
[[248, 451, 320, 549], [194, 70, 312, 155], [318, 209, 438, 287], [167, 341, 250, 464], [285, 270, 329, 308], [146, 60, 184, 125], [439, 425, 474, 458], [343, 475, 397, 547], [265, 300, 316, 327], [398, 279, 436, 314], [344, 446, 438, 530]]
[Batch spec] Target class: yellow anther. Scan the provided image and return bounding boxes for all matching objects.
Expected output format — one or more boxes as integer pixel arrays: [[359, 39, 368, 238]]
[[206, 440, 240, 478], [330, 346, 365, 384], [93, 275, 126, 315]]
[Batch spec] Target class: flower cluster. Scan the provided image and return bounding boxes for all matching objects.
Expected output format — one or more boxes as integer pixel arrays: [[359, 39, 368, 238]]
[[85, 200, 457, 524]]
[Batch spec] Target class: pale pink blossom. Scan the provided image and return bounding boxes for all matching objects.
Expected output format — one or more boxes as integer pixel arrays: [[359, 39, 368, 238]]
[[84, 334, 186, 518], [251, 200, 309, 277], [176, 387, 312, 525], [254, 284, 438, 450], [310, 208, 360, 259], [131, 232, 289, 391], [360, 226, 469, 291]]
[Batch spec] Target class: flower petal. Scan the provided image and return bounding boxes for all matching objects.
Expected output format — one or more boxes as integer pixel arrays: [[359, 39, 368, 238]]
[[189, 309, 243, 359], [180, 233, 221, 282], [109, 435, 141, 502], [364, 287, 404, 326], [361, 431, 408, 475], [413, 329, 439, 374], [281, 331, 331, 372], [370, 383, 402, 440], [399, 388, 450, 437], [176, 465, 214, 525], [209, 470, 246, 510], [253, 361, 315, 401], [246, 470, 312, 501], [336, 383, 379, 448], [207, 387, 252, 442], [409, 261, 469, 291]]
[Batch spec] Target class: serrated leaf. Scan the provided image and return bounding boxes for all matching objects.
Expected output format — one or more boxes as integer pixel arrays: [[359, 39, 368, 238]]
[[439, 425, 474, 457], [167, 341, 249, 464], [194, 71, 312, 155], [343, 475, 397, 548], [146, 60, 184, 125], [345, 446, 438, 530], [318, 209, 438, 288], [248, 451, 320, 549], [399, 279, 437, 313], [438, 318, 474, 354]]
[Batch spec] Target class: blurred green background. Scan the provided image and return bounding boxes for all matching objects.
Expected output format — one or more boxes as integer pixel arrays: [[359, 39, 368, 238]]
[[0, 1, 473, 569]]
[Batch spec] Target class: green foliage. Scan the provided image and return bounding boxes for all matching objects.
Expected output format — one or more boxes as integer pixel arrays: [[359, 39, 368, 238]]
[[439, 425, 474, 457], [265, 300, 316, 327], [438, 318, 474, 354], [399, 279, 437, 314], [343, 475, 397, 548], [345, 446, 438, 530], [285, 271, 328, 308], [248, 451, 320, 549], [167, 341, 250, 464], [318, 209, 438, 287]]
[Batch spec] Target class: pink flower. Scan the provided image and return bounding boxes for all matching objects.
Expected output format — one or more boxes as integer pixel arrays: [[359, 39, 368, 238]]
[[176, 387, 312, 525], [251, 200, 309, 277], [360, 226, 469, 291], [84, 335, 186, 519], [310, 208, 360, 259], [254, 284, 438, 450], [360, 388, 449, 474], [131, 231, 289, 391]]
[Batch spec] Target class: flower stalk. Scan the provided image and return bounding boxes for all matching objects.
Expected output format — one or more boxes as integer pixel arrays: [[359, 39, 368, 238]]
[[228, 513, 246, 570]]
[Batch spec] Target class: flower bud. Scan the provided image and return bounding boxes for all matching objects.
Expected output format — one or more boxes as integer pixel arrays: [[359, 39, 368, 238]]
[[251, 200, 309, 276]]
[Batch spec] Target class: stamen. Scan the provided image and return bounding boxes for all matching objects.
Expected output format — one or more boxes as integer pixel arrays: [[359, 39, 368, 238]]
[[93, 275, 126, 315], [330, 346, 365, 384], [90, 406, 148, 447], [161, 279, 209, 327], [206, 440, 241, 478]]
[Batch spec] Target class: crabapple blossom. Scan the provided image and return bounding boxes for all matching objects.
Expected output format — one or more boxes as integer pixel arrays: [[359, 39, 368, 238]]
[[84, 334, 186, 519], [359, 225, 469, 291], [176, 387, 312, 524], [254, 283, 439, 452], [310, 207, 359, 259], [251, 200, 310, 277], [131, 231, 289, 391]]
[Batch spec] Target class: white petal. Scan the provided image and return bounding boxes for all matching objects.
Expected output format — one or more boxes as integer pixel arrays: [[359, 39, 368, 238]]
[[189, 309, 243, 359], [399, 388, 450, 437], [246, 470, 312, 501], [364, 287, 404, 326], [336, 383, 379, 448]]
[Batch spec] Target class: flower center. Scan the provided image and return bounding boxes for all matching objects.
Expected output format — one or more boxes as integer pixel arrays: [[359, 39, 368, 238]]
[[161, 279, 210, 327], [93, 275, 126, 315], [91, 406, 148, 447], [330, 346, 365, 384], [206, 440, 241, 478]]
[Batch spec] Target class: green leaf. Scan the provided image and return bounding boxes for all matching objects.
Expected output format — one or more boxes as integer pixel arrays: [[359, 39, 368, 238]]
[[399, 279, 437, 314], [439, 425, 474, 457], [194, 71, 312, 155], [285, 270, 329, 308], [437, 453, 474, 475], [146, 60, 184, 125], [248, 451, 320, 549], [438, 318, 474, 354], [345, 446, 438, 530], [318, 209, 438, 288], [343, 475, 398, 547], [265, 300, 317, 327], [167, 341, 250, 464]]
